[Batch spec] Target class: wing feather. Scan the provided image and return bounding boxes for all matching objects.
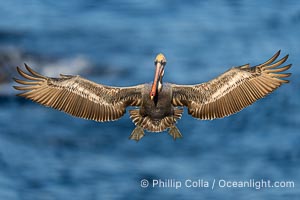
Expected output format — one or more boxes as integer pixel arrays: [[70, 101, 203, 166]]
[[172, 51, 291, 120], [14, 64, 143, 122]]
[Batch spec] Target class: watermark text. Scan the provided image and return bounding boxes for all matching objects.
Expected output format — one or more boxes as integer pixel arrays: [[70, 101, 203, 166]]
[[140, 178, 295, 190]]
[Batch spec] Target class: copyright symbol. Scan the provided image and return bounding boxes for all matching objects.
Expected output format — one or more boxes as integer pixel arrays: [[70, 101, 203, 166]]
[[141, 179, 149, 188]]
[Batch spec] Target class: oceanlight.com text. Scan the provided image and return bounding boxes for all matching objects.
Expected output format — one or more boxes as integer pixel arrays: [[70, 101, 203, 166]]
[[140, 179, 295, 190]]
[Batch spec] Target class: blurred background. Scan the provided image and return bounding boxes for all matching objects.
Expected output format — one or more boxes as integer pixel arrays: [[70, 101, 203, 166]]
[[0, 0, 300, 199]]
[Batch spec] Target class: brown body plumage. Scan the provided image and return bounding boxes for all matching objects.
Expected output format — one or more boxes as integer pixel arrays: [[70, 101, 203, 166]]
[[13, 51, 291, 141]]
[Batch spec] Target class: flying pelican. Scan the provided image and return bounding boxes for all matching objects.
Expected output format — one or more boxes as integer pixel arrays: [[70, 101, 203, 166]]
[[13, 51, 291, 141]]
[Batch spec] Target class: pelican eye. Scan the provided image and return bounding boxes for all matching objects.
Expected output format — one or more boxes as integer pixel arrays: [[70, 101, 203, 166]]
[[154, 60, 166, 65]]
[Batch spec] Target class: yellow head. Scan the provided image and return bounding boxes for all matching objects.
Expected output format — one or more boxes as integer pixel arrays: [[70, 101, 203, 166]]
[[154, 53, 167, 64]]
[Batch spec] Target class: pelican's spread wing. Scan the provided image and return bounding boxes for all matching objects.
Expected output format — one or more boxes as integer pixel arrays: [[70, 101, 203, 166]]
[[14, 64, 143, 122], [172, 51, 291, 120]]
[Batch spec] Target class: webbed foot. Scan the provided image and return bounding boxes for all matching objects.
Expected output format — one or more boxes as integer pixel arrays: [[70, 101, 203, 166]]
[[129, 126, 145, 141], [168, 126, 183, 140]]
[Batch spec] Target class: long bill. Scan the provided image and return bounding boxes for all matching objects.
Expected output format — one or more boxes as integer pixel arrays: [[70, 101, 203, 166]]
[[150, 62, 163, 100]]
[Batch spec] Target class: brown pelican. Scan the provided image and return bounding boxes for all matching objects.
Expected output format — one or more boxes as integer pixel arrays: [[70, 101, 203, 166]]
[[13, 51, 291, 141]]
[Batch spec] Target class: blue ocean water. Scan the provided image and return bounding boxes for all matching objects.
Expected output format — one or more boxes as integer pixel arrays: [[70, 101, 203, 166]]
[[0, 0, 300, 199]]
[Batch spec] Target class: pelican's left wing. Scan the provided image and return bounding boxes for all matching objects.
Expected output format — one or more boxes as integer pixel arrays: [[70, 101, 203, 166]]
[[172, 51, 291, 120], [14, 64, 143, 122]]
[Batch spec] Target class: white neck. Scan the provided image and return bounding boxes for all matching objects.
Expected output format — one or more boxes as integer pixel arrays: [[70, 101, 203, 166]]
[[158, 80, 163, 92]]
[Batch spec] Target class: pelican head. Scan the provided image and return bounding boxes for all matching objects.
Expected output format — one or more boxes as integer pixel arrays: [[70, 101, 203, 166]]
[[150, 53, 167, 100]]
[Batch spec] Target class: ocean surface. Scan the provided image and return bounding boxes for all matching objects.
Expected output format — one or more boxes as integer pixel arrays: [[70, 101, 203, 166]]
[[0, 0, 300, 199]]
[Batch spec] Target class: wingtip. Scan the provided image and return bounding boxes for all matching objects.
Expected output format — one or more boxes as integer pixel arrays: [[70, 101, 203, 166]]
[[12, 77, 21, 84], [285, 63, 292, 70], [24, 63, 30, 70], [24, 63, 32, 72], [23, 63, 46, 79], [275, 50, 290, 61], [258, 50, 282, 67], [280, 54, 289, 64], [285, 54, 289, 59], [276, 49, 281, 56], [285, 73, 292, 77], [13, 85, 21, 90], [273, 50, 281, 58], [279, 79, 290, 84], [15, 92, 26, 97], [16, 66, 24, 74]]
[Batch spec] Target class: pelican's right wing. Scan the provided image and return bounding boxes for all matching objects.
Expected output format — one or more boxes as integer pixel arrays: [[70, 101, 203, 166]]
[[14, 64, 143, 122], [172, 51, 291, 120]]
